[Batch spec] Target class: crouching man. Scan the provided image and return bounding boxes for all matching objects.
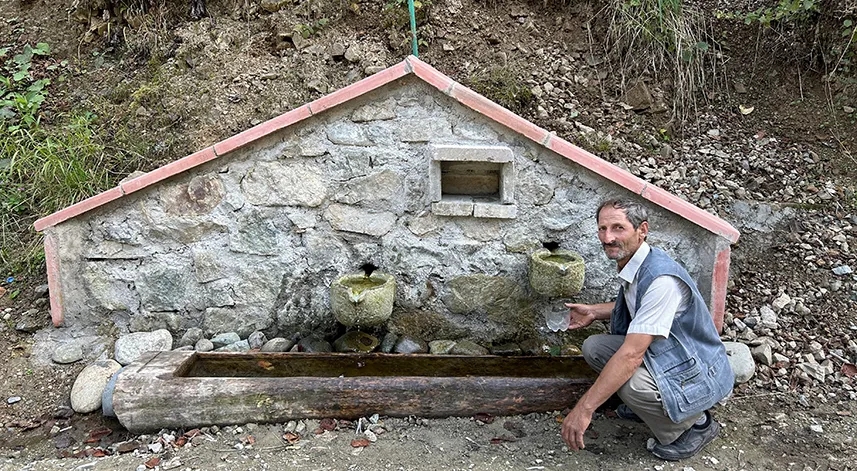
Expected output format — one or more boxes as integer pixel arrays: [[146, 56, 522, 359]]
[[561, 198, 734, 460]]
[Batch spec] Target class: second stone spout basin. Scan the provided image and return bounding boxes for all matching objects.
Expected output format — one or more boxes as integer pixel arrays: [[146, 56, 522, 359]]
[[330, 273, 396, 327], [529, 249, 585, 297]]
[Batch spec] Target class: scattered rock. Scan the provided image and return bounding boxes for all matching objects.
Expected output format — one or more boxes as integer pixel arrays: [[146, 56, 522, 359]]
[[114, 330, 173, 365], [364, 65, 387, 75], [210, 332, 241, 348], [260, 337, 294, 352], [623, 81, 654, 111], [15, 315, 43, 333], [428, 340, 456, 354], [450, 340, 489, 355], [248, 331, 268, 350], [298, 336, 332, 353], [751, 343, 773, 367], [759, 306, 779, 330], [344, 45, 360, 63], [380, 332, 398, 353], [195, 338, 214, 352], [772, 293, 791, 312], [52, 342, 84, 364], [329, 43, 346, 59], [179, 328, 204, 348], [394, 336, 428, 354]]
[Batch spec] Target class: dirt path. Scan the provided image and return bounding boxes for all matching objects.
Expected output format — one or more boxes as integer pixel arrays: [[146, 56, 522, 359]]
[[2, 394, 855, 471]]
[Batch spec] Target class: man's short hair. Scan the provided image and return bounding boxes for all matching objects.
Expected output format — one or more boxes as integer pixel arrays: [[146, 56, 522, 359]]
[[596, 199, 649, 229]]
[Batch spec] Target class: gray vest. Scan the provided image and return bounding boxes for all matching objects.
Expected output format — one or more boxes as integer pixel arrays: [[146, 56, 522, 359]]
[[611, 247, 734, 423]]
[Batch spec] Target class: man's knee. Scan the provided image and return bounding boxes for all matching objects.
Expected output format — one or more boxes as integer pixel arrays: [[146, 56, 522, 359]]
[[582, 334, 618, 370], [581, 335, 600, 363]]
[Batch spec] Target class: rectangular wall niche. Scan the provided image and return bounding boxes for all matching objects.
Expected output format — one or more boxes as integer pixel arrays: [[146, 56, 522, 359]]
[[429, 144, 516, 219]]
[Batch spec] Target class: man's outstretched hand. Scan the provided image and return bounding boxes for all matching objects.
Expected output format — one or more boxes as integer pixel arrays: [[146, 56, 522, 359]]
[[561, 405, 592, 451], [564, 303, 597, 329]]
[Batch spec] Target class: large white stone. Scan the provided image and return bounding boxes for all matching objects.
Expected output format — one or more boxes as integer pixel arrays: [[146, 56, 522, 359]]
[[723, 341, 755, 384], [324, 204, 396, 237], [114, 329, 173, 366], [242, 161, 327, 207], [70, 359, 121, 413], [334, 170, 403, 205], [326, 122, 374, 146]]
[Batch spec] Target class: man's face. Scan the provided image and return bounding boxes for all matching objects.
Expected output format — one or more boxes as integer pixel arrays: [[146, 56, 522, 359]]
[[597, 206, 649, 267]]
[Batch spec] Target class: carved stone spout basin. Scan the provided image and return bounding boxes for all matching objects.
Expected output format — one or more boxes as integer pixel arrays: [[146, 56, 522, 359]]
[[330, 273, 396, 327], [529, 249, 585, 297]]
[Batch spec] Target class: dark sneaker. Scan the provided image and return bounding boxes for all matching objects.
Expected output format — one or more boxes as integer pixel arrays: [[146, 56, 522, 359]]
[[616, 404, 643, 423], [648, 411, 720, 461]]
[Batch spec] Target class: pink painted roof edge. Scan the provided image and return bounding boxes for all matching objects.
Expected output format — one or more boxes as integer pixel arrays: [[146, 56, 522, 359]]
[[33, 55, 739, 243]]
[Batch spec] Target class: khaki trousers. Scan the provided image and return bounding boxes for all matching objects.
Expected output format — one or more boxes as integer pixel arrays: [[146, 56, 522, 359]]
[[581, 334, 703, 444]]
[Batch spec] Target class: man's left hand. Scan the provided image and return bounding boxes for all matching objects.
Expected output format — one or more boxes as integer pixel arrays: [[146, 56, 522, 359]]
[[561, 405, 592, 451]]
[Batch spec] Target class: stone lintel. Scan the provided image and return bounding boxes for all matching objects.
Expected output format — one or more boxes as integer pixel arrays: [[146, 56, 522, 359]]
[[430, 144, 513, 163]]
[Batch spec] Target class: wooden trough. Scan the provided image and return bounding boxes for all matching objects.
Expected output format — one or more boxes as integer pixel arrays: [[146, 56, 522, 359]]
[[113, 351, 597, 433]]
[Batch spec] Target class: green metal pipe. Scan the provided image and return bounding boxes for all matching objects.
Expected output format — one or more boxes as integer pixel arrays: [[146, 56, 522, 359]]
[[408, 0, 418, 56]]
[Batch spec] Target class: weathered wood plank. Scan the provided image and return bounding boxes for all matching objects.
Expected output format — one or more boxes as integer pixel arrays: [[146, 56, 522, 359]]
[[114, 351, 596, 433]]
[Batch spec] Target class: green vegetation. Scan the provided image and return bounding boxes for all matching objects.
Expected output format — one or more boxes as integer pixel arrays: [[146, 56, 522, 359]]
[[0, 42, 145, 275], [296, 18, 330, 39], [467, 66, 535, 114], [605, 0, 720, 127], [714, 0, 855, 75], [383, 0, 433, 53], [738, 0, 819, 27]]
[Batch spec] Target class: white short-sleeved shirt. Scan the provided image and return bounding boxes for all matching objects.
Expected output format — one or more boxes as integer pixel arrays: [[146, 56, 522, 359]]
[[618, 242, 690, 339]]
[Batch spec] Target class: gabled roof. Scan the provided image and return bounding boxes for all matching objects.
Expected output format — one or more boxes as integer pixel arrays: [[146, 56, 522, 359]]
[[34, 56, 739, 243]]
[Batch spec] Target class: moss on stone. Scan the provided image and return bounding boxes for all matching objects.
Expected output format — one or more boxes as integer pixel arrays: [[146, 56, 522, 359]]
[[529, 248, 585, 297], [330, 273, 395, 328], [388, 310, 469, 341]]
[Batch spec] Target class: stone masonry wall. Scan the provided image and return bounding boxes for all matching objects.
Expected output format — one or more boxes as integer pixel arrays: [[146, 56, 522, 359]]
[[47, 77, 726, 345]]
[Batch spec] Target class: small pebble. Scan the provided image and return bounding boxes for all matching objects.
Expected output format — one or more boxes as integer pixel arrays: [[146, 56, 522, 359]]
[[7, 396, 21, 405]]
